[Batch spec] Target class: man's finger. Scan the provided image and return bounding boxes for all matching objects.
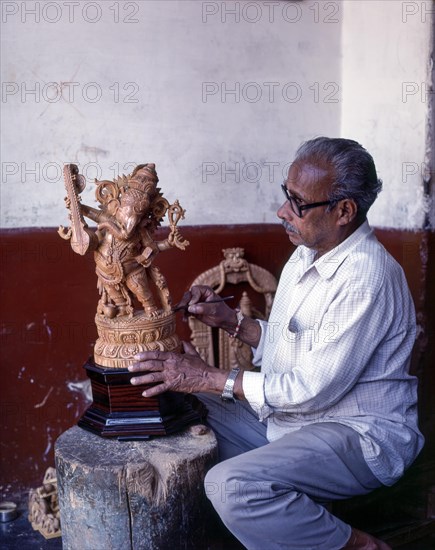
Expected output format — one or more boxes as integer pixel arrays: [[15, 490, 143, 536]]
[[182, 340, 200, 356], [190, 285, 214, 303], [179, 290, 193, 305], [172, 290, 193, 311], [188, 301, 220, 315], [187, 303, 206, 315], [130, 371, 163, 385], [142, 382, 170, 398], [128, 362, 162, 373], [132, 350, 171, 362]]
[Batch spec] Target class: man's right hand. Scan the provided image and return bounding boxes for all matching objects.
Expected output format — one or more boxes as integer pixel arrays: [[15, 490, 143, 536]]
[[176, 285, 237, 330], [176, 285, 261, 348]]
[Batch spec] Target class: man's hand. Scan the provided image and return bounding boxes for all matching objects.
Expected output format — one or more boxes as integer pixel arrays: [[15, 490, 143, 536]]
[[176, 285, 261, 348], [176, 285, 237, 329], [128, 341, 228, 398]]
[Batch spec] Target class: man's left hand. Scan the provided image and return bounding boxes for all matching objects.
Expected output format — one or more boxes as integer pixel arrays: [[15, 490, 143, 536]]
[[129, 341, 226, 398]]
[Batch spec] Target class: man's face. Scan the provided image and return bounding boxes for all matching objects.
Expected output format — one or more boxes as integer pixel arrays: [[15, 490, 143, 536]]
[[277, 161, 338, 253]]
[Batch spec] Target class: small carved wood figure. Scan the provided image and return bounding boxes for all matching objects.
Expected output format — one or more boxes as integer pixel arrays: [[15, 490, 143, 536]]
[[59, 163, 189, 368], [28, 467, 61, 539]]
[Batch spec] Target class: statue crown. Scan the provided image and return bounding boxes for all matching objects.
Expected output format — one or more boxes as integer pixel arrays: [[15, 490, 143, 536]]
[[128, 164, 159, 193]]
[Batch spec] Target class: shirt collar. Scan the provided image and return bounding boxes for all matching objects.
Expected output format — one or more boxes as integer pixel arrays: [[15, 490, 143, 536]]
[[296, 220, 373, 281]]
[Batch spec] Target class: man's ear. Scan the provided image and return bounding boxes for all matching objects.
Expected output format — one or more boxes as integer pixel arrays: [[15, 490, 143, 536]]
[[337, 198, 358, 225]]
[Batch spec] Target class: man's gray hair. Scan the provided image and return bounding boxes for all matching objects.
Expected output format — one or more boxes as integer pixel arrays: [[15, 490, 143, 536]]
[[295, 137, 383, 218]]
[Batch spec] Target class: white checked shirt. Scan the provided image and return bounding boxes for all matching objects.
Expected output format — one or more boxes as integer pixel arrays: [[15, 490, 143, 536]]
[[242, 221, 424, 486]]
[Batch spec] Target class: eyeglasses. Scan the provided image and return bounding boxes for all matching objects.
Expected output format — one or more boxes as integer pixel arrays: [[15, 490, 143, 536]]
[[281, 184, 334, 218]]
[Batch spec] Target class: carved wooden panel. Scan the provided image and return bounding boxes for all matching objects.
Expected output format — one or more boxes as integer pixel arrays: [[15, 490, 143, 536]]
[[188, 248, 278, 370]]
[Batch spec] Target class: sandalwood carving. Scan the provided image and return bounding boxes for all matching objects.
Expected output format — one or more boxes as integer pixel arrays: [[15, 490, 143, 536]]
[[189, 248, 277, 371], [28, 467, 61, 539], [59, 163, 189, 368]]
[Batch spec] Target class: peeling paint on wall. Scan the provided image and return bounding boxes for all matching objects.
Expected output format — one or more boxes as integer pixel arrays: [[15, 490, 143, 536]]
[[67, 379, 92, 403], [34, 386, 54, 409]]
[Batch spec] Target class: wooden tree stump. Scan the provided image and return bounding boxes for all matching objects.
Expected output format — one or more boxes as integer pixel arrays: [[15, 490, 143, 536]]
[[55, 425, 218, 550]]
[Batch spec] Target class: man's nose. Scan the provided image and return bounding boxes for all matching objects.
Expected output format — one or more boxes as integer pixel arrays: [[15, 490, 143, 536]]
[[277, 200, 292, 220]]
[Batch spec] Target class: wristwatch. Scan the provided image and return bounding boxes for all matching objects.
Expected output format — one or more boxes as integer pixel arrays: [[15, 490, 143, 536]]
[[221, 367, 240, 403]]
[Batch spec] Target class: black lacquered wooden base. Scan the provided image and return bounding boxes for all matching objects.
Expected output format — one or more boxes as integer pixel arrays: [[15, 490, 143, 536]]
[[78, 358, 205, 439]]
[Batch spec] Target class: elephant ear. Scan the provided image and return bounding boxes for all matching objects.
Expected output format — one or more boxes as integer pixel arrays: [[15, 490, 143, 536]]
[[151, 195, 169, 223], [95, 180, 119, 207]]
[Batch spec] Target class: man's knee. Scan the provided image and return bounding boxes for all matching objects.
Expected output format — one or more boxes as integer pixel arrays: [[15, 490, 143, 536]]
[[204, 461, 234, 510], [204, 459, 274, 517]]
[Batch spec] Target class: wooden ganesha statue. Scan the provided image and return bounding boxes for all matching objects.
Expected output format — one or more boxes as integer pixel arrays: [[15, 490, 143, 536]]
[[58, 163, 189, 369]]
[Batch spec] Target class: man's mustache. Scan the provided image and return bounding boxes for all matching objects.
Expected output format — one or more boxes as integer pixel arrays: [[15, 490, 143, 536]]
[[282, 220, 301, 235]]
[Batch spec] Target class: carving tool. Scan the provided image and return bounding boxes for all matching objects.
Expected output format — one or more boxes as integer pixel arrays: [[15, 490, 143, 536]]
[[172, 295, 234, 312]]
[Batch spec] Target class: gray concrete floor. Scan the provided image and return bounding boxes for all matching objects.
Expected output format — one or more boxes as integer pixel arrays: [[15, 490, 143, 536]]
[[0, 499, 433, 549]]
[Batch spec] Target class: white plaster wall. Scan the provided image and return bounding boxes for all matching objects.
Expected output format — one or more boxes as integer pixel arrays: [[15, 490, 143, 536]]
[[0, 0, 342, 228], [340, 0, 432, 230]]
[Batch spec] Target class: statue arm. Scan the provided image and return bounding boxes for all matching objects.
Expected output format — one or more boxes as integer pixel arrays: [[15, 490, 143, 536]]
[[156, 238, 173, 252], [134, 236, 176, 267], [148, 229, 188, 252], [134, 230, 160, 266], [159, 226, 189, 251]]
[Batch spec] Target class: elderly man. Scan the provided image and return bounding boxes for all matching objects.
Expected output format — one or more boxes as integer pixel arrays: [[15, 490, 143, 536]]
[[129, 137, 424, 550]]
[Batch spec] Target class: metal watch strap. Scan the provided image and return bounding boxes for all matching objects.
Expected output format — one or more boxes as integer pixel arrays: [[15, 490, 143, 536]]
[[221, 367, 241, 403]]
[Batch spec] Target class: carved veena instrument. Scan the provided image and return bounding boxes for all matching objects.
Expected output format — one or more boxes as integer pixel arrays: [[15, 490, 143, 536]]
[[58, 164, 98, 255]]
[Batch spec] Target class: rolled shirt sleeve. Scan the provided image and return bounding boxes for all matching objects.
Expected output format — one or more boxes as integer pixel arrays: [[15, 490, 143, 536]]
[[243, 319, 272, 419]]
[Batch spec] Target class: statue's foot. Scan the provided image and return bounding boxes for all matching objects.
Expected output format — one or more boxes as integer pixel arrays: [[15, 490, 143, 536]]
[[117, 305, 133, 317], [102, 303, 117, 319], [144, 306, 159, 318]]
